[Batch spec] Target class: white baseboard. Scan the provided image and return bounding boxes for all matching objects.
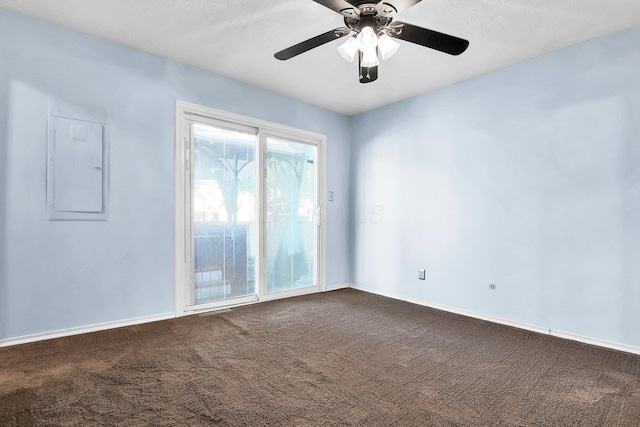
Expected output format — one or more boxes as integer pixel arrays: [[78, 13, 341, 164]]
[[325, 283, 350, 291], [4, 286, 639, 357], [1, 285, 349, 347], [0, 312, 175, 348], [349, 284, 640, 356], [549, 329, 640, 356]]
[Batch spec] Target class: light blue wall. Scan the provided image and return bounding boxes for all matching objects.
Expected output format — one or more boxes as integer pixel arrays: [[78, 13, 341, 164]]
[[350, 26, 640, 347], [0, 9, 351, 340]]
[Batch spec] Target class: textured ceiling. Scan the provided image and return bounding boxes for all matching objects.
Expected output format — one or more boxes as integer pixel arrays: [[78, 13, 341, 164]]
[[2, 0, 640, 115]]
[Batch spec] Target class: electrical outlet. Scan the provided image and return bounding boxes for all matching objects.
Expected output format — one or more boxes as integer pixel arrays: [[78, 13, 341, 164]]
[[419, 269, 426, 280], [328, 191, 334, 202]]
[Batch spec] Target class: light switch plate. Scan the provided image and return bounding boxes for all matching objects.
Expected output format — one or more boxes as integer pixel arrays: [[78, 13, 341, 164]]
[[419, 269, 426, 280], [328, 191, 334, 202]]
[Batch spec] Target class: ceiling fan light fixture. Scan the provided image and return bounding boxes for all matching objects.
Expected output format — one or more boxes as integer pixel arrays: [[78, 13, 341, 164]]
[[337, 36, 358, 62], [274, 0, 469, 84], [378, 33, 400, 60], [361, 48, 380, 68], [356, 26, 378, 52]]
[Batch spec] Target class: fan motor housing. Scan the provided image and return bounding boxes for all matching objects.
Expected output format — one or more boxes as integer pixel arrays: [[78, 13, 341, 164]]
[[357, 15, 377, 30], [342, 2, 396, 33]]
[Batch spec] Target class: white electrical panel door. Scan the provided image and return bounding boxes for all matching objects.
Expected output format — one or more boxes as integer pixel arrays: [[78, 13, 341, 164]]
[[52, 117, 104, 213]]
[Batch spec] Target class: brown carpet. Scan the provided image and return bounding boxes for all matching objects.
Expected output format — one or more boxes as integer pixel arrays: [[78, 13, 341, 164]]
[[1, 289, 640, 426]]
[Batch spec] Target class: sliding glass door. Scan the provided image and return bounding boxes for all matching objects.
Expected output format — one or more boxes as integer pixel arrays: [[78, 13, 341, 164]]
[[190, 122, 257, 305], [265, 136, 318, 294], [178, 105, 324, 312]]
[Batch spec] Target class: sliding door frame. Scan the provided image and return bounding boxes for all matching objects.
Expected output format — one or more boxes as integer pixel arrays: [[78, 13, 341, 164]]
[[174, 100, 326, 316]]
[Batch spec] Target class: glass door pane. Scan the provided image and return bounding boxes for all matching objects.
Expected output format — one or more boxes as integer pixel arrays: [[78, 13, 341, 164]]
[[265, 136, 317, 293], [191, 123, 256, 305]]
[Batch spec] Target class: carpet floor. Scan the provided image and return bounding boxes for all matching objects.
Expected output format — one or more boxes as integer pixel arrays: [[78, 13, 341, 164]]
[[1, 289, 640, 426]]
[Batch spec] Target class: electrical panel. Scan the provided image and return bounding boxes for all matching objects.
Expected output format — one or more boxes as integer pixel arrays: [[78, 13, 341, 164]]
[[47, 101, 108, 220]]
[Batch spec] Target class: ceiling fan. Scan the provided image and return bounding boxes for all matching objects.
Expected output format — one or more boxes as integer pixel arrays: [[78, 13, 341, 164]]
[[274, 0, 469, 83]]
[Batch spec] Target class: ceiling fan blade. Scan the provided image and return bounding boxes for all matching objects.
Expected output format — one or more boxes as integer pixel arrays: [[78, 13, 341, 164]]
[[358, 51, 378, 83], [311, 0, 356, 14], [391, 21, 469, 55], [275, 29, 349, 60], [384, 0, 422, 14]]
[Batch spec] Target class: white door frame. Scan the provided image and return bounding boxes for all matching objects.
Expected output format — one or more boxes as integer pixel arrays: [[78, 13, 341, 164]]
[[174, 100, 326, 316]]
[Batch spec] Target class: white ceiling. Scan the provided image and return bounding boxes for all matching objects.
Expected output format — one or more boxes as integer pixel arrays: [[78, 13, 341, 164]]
[[2, 0, 640, 115]]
